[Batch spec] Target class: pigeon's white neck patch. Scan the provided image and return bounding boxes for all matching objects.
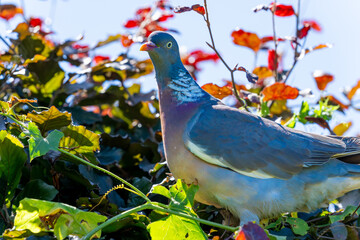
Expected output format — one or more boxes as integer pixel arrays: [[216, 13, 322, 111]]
[[167, 69, 206, 104]]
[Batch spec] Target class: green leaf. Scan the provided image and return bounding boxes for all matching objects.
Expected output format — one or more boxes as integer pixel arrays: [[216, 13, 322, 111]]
[[285, 217, 309, 236], [260, 101, 270, 117], [298, 101, 310, 124], [147, 215, 207, 240], [150, 185, 171, 199], [0, 131, 27, 205], [59, 124, 100, 164], [27, 106, 72, 134], [13, 179, 58, 206], [95, 34, 122, 48], [329, 205, 360, 223], [168, 180, 199, 215], [12, 198, 107, 239], [27, 122, 64, 161]]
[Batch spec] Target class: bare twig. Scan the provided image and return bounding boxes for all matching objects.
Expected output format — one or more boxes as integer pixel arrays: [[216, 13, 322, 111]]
[[283, 0, 301, 83], [202, 0, 248, 110], [271, 0, 279, 81]]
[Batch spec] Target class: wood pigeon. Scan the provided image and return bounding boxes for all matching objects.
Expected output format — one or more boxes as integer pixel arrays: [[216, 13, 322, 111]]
[[140, 31, 360, 225]]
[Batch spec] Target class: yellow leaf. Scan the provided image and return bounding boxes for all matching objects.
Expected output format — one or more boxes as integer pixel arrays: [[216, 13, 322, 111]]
[[333, 122, 352, 136]]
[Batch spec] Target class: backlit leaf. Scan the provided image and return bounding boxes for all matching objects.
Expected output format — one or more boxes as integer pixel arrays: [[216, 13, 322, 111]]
[[303, 20, 322, 31], [0, 4, 23, 20], [191, 4, 205, 15], [252, 66, 273, 79], [333, 122, 352, 136], [267, 49, 278, 71], [347, 80, 360, 100], [326, 95, 349, 110], [0, 131, 27, 205], [262, 83, 299, 101], [59, 125, 100, 164], [13, 198, 107, 239], [27, 122, 64, 161], [27, 106, 72, 134], [231, 29, 261, 52], [305, 43, 332, 55], [201, 83, 232, 99], [313, 71, 334, 91], [95, 34, 122, 48], [269, 3, 295, 17]]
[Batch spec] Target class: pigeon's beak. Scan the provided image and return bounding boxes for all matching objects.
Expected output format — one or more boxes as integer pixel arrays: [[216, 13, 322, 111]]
[[140, 42, 158, 51]]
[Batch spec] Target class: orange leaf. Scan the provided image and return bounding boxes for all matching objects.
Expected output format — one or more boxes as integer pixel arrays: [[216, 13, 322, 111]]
[[0, 4, 23, 20], [326, 95, 349, 110], [231, 29, 261, 52], [347, 80, 360, 100], [313, 71, 334, 91], [8, 96, 37, 107], [252, 66, 272, 79], [191, 4, 205, 15], [305, 43, 332, 54], [333, 122, 352, 136], [303, 20, 322, 31], [223, 80, 247, 92], [262, 83, 299, 101], [121, 35, 133, 48], [201, 83, 232, 99]]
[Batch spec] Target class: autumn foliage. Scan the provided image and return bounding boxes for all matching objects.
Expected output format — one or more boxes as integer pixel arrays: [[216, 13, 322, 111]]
[[0, 0, 359, 239]]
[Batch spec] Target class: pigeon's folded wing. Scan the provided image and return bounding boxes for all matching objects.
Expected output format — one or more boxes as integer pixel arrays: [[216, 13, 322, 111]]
[[183, 104, 346, 179]]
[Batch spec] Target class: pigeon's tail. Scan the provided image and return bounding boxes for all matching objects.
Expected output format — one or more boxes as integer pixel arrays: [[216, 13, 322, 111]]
[[330, 136, 360, 164]]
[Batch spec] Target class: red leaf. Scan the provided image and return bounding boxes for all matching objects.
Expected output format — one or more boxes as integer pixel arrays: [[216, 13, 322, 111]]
[[236, 222, 269, 240], [267, 49, 279, 71], [297, 25, 310, 39], [121, 35, 133, 47], [192, 4, 205, 15], [29, 17, 42, 28], [0, 4, 23, 20], [124, 19, 139, 28], [303, 20, 322, 31], [260, 36, 285, 44], [313, 71, 334, 91], [201, 83, 232, 99], [305, 116, 331, 131], [174, 4, 205, 15], [157, 13, 174, 22], [231, 29, 261, 52], [262, 83, 299, 101], [269, 3, 295, 17], [93, 55, 110, 64], [136, 7, 151, 20], [182, 50, 219, 70]]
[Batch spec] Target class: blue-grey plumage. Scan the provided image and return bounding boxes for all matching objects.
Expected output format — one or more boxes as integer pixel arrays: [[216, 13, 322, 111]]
[[140, 31, 360, 225]]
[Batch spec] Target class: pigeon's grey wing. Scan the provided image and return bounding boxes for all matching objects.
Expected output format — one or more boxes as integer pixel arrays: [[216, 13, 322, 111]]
[[183, 104, 346, 179]]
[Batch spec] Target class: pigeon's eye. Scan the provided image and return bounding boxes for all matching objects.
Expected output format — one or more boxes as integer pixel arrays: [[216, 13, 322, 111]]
[[167, 42, 172, 48]]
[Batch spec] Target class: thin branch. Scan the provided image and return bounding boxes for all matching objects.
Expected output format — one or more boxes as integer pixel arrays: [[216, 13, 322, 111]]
[[271, 0, 279, 81], [283, 0, 301, 83], [203, 0, 248, 109]]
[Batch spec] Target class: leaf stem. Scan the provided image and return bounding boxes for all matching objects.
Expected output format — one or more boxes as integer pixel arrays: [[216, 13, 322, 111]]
[[1, 112, 151, 203], [58, 148, 151, 203], [82, 202, 239, 240]]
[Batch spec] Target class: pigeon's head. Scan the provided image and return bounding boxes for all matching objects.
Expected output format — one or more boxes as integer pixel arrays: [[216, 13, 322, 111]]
[[140, 31, 181, 73]]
